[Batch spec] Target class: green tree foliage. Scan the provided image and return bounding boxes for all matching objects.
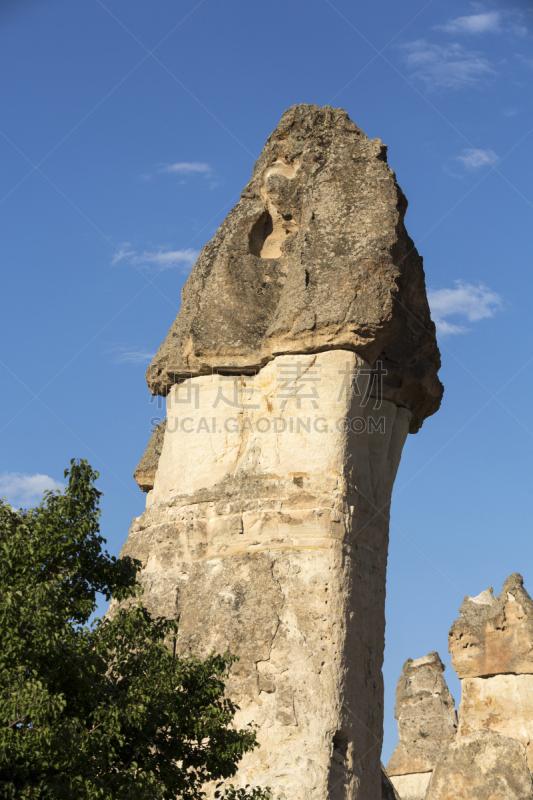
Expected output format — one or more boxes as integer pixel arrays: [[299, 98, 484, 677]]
[[0, 460, 269, 800]]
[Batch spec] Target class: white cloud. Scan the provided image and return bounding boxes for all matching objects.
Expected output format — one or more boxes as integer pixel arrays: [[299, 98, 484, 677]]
[[434, 319, 472, 336], [110, 245, 135, 265], [437, 12, 501, 34], [456, 148, 500, 170], [0, 472, 64, 507], [443, 165, 464, 179], [428, 281, 503, 336], [111, 246, 199, 271], [436, 10, 527, 37], [158, 162, 212, 175], [403, 40, 494, 88], [145, 161, 217, 187], [109, 345, 156, 364]]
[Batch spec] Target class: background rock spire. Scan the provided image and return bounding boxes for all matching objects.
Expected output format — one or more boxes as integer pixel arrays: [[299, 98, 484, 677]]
[[386, 652, 457, 800], [389, 575, 533, 799]]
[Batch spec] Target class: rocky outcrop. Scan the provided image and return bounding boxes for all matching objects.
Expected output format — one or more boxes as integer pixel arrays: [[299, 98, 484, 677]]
[[146, 104, 442, 434], [450, 573, 533, 771], [389, 575, 533, 800], [425, 729, 533, 800], [386, 653, 457, 800], [133, 421, 165, 491], [449, 572, 533, 678], [458, 673, 533, 770], [120, 105, 442, 800]]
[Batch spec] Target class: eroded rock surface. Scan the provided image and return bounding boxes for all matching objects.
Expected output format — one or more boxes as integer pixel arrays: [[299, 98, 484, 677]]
[[387, 652, 457, 800], [133, 421, 166, 492], [449, 573, 533, 771], [387, 652, 457, 775], [146, 104, 442, 434], [459, 673, 533, 770], [389, 575, 533, 799], [124, 352, 411, 800], [449, 572, 533, 679], [425, 729, 533, 800], [120, 105, 443, 800]]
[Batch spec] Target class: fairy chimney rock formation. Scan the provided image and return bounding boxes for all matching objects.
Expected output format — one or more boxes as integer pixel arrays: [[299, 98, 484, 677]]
[[122, 104, 442, 800], [391, 576, 533, 800], [449, 572, 533, 772], [386, 653, 457, 800]]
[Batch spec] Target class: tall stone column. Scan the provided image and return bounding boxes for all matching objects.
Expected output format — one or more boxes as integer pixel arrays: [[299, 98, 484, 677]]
[[121, 105, 442, 800]]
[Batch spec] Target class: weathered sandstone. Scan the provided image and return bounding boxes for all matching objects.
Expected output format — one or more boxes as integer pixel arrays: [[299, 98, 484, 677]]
[[449, 573, 533, 771], [125, 352, 411, 799], [449, 572, 533, 679], [425, 729, 533, 800], [122, 105, 442, 799], [389, 575, 533, 799], [133, 420, 165, 491], [386, 653, 457, 800], [146, 104, 442, 434], [458, 673, 533, 770]]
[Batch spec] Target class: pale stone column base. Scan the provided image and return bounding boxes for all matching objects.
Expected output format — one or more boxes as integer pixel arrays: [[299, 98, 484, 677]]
[[122, 351, 411, 800]]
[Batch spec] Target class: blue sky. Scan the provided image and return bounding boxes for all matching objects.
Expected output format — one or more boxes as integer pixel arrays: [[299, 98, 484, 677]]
[[1, 0, 533, 761]]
